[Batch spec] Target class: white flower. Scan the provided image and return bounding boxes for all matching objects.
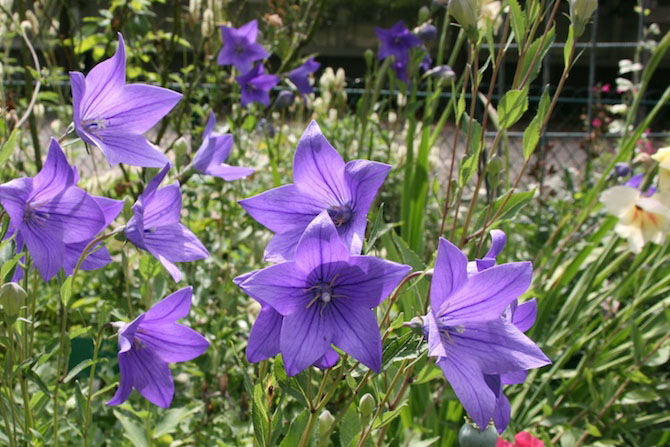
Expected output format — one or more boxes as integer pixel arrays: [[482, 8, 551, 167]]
[[607, 104, 628, 115], [651, 147, 670, 192], [619, 59, 643, 75], [601, 185, 670, 253]]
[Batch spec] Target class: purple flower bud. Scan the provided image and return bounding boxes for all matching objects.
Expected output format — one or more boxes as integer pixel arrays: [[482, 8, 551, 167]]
[[426, 64, 456, 80], [614, 162, 630, 178], [275, 90, 295, 109], [418, 23, 438, 43]]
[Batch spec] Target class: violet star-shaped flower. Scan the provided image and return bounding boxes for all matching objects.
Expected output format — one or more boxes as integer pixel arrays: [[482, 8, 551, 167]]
[[192, 112, 254, 180], [0, 138, 106, 281], [69, 33, 182, 168], [233, 270, 340, 369], [125, 164, 209, 282], [237, 211, 410, 376], [236, 63, 280, 108], [374, 21, 421, 63], [107, 286, 209, 408], [239, 120, 391, 262], [423, 238, 550, 432], [289, 57, 320, 96], [217, 19, 269, 74]]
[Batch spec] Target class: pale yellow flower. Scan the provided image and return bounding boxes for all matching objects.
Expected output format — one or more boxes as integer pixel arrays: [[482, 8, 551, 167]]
[[601, 185, 670, 253], [651, 147, 670, 192]]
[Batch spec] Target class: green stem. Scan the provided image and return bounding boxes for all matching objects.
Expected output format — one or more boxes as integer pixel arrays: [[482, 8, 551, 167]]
[[81, 323, 111, 447]]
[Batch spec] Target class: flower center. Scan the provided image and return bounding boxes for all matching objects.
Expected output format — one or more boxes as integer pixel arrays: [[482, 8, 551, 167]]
[[327, 204, 353, 227], [234, 43, 245, 55], [82, 117, 108, 139], [305, 276, 344, 315], [23, 201, 49, 226]]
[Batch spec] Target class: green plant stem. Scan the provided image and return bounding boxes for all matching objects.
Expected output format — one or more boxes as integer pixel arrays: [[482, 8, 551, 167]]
[[82, 322, 112, 447], [356, 359, 410, 447], [0, 383, 16, 447]]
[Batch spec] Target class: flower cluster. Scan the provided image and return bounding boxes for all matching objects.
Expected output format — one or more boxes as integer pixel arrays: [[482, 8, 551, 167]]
[[236, 121, 409, 375], [374, 21, 422, 83], [218, 20, 320, 108], [0, 34, 267, 408]]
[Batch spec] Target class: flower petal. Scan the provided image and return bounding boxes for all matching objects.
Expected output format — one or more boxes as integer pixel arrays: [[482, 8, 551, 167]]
[[442, 261, 532, 325], [330, 303, 382, 372], [280, 307, 333, 376], [94, 196, 124, 227], [63, 241, 112, 276], [203, 164, 255, 181], [314, 348, 339, 370], [37, 187, 106, 244], [431, 238, 469, 315], [335, 255, 411, 308], [143, 184, 182, 228], [137, 322, 209, 363], [600, 185, 639, 217], [125, 345, 174, 408], [20, 223, 65, 281], [92, 131, 169, 168], [143, 223, 209, 263], [512, 299, 537, 333], [106, 351, 134, 406], [31, 138, 75, 202], [237, 262, 308, 315], [451, 319, 551, 375], [81, 33, 126, 119], [294, 210, 351, 276], [484, 229, 507, 260], [143, 286, 193, 324], [501, 370, 527, 385], [492, 385, 511, 434], [239, 184, 324, 233], [92, 84, 181, 134], [437, 352, 497, 430], [264, 229, 305, 263], [0, 177, 32, 234], [246, 306, 282, 362], [293, 121, 350, 204]]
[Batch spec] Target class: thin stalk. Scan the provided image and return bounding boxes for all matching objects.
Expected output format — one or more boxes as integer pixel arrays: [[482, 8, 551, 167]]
[[0, 386, 16, 447], [82, 322, 112, 447]]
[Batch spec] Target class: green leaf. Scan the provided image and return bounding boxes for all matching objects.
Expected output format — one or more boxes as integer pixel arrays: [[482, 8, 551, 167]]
[[498, 88, 529, 129], [458, 153, 477, 187], [279, 410, 310, 447], [154, 405, 201, 437], [372, 402, 408, 429], [63, 359, 95, 384], [382, 332, 420, 368], [252, 383, 269, 447], [522, 116, 540, 160], [114, 410, 149, 447], [462, 116, 483, 156], [519, 27, 555, 84], [339, 405, 360, 447], [1, 252, 24, 281], [0, 128, 19, 165], [507, 0, 526, 48], [24, 369, 51, 397], [60, 277, 73, 306], [389, 230, 425, 270], [475, 189, 536, 229]]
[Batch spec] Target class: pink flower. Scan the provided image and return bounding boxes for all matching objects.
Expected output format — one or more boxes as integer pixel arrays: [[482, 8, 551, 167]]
[[601, 83, 611, 93], [497, 432, 544, 447], [592, 118, 602, 128]]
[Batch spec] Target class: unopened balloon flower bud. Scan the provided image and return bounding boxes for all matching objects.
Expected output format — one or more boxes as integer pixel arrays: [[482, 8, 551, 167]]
[[448, 0, 480, 42], [188, 0, 202, 21], [613, 162, 630, 178], [318, 410, 335, 438], [0, 282, 27, 322], [275, 90, 294, 109], [364, 49, 375, 68], [570, 0, 598, 38], [33, 103, 44, 120], [359, 393, 376, 417], [201, 8, 214, 37], [418, 23, 438, 43], [418, 6, 431, 24], [458, 422, 498, 447]]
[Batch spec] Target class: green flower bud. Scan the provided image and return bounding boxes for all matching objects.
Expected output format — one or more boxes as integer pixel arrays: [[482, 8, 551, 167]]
[[486, 155, 503, 175], [364, 49, 375, 69], [0, 282, 27, 322], [458, 422, 498, 447], [318, 409, 335, 439], [359, 393, 375, 417], [418, 6, 431, 24], [449, 0, 480, 42], [570, 0, 598, 38]]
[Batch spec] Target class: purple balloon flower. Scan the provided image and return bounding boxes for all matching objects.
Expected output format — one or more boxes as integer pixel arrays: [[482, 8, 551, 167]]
[[423, 238, 550, 432], [233, 270, 340, 369], [192, 112, 254, 180], [236, 64, 280, 108], [624, 173, 657, 196], [288, 57, 320, 96], [217, 19, 269, 74], [125, 164, 209, 282], [69, 33, 182, 168], [374, 21, 421, 63], [0, 138, 106, 281], [237, 211, 410, 376], [107, 286, 209, 408], [239, 120, 391, 262]]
